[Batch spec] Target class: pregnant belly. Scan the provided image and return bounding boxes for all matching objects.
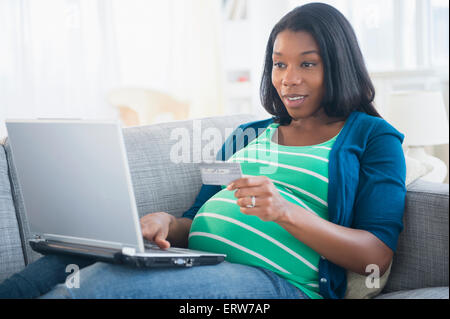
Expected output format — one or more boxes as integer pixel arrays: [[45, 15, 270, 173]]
[[187, 188, 319, 276]]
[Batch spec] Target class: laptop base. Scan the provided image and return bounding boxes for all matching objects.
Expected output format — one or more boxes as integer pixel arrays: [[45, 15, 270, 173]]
[[29, 239, 225, 268], [29, 239, 123, 264]]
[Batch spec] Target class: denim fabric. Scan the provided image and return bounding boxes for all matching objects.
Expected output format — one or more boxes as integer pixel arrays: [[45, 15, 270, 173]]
[[39, 260, 309, 299], [0, 254, 95, 299]]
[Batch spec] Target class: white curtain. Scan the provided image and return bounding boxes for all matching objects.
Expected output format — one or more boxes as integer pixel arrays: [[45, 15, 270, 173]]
[[169, 0, 225, 119], [0, 0, 120, 138], [111, 0, 225, 119], [0, 0, 225, 137]]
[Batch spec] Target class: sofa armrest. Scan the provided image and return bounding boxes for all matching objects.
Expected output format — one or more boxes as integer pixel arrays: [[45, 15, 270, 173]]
[[383, 178, 449, 292], [0, 144, 26, 283]]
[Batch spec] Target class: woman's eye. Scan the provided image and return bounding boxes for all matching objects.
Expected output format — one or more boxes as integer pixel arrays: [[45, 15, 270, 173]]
[[302, 62, 316, 68], [273, 62, 285, 68]]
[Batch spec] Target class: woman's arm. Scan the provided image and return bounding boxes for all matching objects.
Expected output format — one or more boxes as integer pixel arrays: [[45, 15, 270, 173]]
[[167, 216, 193, 248], [228, 176, 393, 276], [276, 203, 393, 276]]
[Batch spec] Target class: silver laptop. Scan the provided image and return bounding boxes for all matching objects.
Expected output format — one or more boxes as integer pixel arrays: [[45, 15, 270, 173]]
[[5, 119, 225, 268]]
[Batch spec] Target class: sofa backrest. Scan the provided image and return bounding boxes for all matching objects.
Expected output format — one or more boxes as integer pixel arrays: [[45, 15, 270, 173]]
[[0, 143, 25, 283], [2, 114, 255, 266]]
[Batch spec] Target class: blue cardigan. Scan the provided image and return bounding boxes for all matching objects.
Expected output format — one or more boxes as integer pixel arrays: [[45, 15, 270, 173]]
[[182, 111, 407, 299]]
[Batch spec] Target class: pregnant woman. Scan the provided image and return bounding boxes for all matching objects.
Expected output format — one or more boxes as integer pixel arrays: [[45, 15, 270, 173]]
[[0, 3, 406, 299]]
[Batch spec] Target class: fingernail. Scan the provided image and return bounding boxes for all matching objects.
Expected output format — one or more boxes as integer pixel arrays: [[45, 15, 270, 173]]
[[227, 183, 234, 190]]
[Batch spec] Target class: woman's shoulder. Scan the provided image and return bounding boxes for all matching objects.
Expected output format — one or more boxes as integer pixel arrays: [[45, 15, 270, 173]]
[[218, 117, 275, 161], [350, 111, 404, 142], [237, 117, 275, 131], [228, 117, 275, 139]]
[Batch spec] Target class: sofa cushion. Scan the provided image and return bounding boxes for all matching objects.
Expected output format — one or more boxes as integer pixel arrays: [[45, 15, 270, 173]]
[[0, 143, 25, 283], [3, 114, 254, 265], [383, 178, 449, 293], [375, 287, 449, 299], [345, 261, 392, 299]]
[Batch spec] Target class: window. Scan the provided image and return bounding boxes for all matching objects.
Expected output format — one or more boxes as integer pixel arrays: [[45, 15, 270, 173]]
[[431, 0, 449, 68], [288, 0, 449, 72]]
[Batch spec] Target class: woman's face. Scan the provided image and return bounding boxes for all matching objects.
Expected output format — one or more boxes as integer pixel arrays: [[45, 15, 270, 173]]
[[271, 30, 325, 120]]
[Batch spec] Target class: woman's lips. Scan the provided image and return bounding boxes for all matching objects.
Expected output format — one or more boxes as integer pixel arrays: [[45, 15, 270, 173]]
[[283, 95, 307, 108]]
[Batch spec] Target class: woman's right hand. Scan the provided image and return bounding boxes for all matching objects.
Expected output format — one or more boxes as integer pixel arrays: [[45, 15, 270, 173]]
[[140, 212, 174, 249]]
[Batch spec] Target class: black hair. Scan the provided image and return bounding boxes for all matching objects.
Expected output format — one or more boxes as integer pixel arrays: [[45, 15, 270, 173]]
[[260, 2, 382, 125]]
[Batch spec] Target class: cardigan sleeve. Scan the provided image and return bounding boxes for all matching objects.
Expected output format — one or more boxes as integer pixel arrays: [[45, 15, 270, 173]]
[[181, 184, 222, 219], [351, 121, 407, 252]]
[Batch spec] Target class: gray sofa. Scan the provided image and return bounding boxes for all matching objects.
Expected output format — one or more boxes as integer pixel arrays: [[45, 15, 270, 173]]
[[0, 114, 448, 299]]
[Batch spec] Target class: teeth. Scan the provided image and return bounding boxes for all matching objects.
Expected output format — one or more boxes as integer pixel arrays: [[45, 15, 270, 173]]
[[287, 96, 305, 101]]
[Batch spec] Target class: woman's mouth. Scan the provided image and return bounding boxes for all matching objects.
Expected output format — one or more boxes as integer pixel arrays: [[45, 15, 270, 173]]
[[283, 95, 308, 108]]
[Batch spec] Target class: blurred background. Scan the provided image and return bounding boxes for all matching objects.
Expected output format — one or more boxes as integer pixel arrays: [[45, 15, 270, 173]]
[[0, 0, 448, 182]]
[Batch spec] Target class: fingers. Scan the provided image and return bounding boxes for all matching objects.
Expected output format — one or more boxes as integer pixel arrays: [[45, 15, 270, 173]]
[[140, 213, 171, 249], [232, 185, 270, 199], [236, 196, 258, 208], [239, 206, 272, 221], [227, 176, 270, 191], [142, 224, 170, 249], [228, 177, 273, 199], [140, 221, 158, 240], [154, 229, 171, 249], [236, 195, 273, 208], [227, 177, 289, 223]]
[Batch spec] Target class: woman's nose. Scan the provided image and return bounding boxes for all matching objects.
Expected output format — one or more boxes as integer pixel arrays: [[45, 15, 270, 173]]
[[282, 67, 302, 86]]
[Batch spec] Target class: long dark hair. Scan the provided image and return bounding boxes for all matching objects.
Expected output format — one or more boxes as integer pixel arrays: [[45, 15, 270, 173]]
[[260, 3, 382, 125]]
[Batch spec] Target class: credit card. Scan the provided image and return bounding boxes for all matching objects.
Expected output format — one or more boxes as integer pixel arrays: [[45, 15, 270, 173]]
[[199, 162, 243, 186]]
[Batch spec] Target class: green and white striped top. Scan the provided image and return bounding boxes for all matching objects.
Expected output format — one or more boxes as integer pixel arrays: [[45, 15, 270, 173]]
[[188, 123, 341, 299]]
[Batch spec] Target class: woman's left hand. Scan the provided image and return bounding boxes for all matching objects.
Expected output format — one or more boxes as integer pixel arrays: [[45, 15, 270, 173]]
[[227, 176, 292, 222]]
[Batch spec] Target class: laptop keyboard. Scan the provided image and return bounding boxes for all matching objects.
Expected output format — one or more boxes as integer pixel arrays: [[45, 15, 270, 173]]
[[144, 244, 194, 255]]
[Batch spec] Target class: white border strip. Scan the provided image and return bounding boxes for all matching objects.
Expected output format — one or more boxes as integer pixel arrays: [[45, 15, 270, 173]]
[[244, 146, 329, 163], [312, 146, 331, 150], [208, 198, 237, 205]]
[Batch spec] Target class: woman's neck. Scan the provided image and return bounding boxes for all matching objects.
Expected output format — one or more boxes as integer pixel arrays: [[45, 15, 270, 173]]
[[287, 109, 344, 131]]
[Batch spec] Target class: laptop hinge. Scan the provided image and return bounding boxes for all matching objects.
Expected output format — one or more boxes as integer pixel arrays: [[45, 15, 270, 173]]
[[30, 235, 46, 243], [122, 247, 136, 256]]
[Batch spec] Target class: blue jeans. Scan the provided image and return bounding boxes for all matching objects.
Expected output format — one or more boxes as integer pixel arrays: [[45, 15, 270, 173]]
[[0, 255, 310, 299], [0, 254, 95, 299]]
